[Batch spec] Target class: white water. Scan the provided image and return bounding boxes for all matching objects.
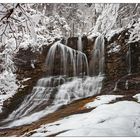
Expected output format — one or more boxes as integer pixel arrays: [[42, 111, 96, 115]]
[[46, 42, 89, 76], [77, 36, 83, 52], [54, 76, 103, 105], [90, 35, 105, 75], [1, 76, 103, 128], [77, 36, 84, 75], [127, 44, 131, 75], [0, 35, 105, 128]]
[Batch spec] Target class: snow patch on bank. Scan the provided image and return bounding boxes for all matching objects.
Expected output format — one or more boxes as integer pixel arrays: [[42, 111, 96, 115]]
[[133, 93, 140, 103], [85, 95, 123, 108], [29, 101, 140, 137]]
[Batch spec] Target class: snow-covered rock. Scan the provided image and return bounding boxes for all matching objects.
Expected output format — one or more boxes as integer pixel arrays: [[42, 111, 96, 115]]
[[133, 93, 140, 103]]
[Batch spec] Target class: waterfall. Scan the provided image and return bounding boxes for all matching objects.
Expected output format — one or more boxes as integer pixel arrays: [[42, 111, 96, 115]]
[[54, 76, 103, 105], [46, 41, 89, 76], [77, 36, 83, 52], [2, 75, 103, 127], [77, 36, 84, 75], [6, 76, 66, 120], [90, 35, 105, 76], [127, 44, 131, 75], [1, 35, 105, 128]]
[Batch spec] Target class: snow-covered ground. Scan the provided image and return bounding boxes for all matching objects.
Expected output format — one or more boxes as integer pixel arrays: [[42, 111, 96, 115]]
[[85, 95, 123, 108], [27, 100, 140, 137]]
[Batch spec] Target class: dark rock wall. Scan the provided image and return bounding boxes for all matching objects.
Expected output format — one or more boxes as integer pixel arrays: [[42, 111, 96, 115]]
[[105, 29, 129, 80], [129, 41, 140, 73], [105, 28, 140, 81]]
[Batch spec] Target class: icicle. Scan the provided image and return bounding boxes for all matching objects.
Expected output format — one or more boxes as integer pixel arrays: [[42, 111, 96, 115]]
[[125, 80, 129, 90], [113, 81, 118, 91], [31, 60, 35, 69]]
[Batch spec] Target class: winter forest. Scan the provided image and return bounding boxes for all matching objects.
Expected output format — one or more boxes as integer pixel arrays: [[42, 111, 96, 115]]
[[0, 3, 140, 137]]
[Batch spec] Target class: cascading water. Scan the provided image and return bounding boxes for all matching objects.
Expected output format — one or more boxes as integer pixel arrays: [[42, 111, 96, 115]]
[[77, 36, 84, 75], [77, 35, 83, 52], [46, 41, 89, 76], [6, 76, 66, 120], [127, 44, 131, 75], [0, 37, 105, 128], [90, 35, 105, 75]]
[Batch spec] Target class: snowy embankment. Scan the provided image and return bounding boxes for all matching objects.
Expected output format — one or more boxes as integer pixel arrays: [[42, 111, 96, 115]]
[[85, 95, 123, 108], [0, 71, 18, 113], [25, 94, 140, 137]]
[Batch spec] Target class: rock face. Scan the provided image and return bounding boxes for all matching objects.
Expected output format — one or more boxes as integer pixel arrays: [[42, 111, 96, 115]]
[[101, 28, 140, 103], [105, 29, 129, 80], [129, 41, 140, 73], [105, 28, 140, 81]]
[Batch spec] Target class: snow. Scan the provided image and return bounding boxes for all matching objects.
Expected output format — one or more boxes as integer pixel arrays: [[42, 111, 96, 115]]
[[128, 18, 140, 43], [0, 4, 71, 113], [133, 93, 140, 103], [85, 95, 123, 108], [87, 31, 101, 40], [91, 4, 120, 35], [108, 44, 121, 54], [0, 71, 18, 113], [106, 28, 125, 41], [28, 101, 140, 137], [21, 78, 31, 82]]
